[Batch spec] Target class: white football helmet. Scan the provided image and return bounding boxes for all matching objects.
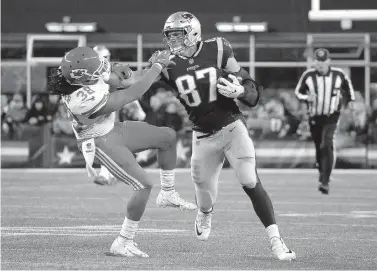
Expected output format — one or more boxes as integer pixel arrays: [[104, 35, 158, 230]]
[[93, 45, 111, 60], [162, 12, 201, 55]]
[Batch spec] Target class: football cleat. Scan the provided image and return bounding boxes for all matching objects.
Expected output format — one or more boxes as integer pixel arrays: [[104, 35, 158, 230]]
[[156, 190, 197, 211], [270, 237, 296, 261], [109, 238, 149, 258], [318, 183, 329, 194], [195, 210, 212, 241], [93, 175, 118, 186]]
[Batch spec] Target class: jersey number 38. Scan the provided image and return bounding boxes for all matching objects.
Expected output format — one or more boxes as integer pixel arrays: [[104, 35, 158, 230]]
[[175, 67, 217, 107]]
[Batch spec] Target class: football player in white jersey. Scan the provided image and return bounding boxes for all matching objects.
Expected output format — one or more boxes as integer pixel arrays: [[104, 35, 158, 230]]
[[92, 44, 147, 186], [47, 47, 195, 257]]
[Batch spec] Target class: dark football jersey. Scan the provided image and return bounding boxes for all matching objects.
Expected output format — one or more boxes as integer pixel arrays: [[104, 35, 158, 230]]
[[162, 37, 242, 134]]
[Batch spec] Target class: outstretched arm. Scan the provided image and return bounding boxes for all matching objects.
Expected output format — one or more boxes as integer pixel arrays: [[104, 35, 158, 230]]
[[91, 51, 174, 118], [90, 64, 162, 118]]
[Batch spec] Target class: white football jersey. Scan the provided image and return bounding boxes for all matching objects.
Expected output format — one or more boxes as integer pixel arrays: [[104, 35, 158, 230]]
[[62, 80, 115, 140]]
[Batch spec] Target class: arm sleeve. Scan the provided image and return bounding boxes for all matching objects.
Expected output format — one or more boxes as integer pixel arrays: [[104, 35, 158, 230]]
[[295, 71, 310, 101], [216, 37, 234, 69]]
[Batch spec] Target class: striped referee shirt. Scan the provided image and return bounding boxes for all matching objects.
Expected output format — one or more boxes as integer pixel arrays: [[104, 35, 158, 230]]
[[295, 67, 355, 116]]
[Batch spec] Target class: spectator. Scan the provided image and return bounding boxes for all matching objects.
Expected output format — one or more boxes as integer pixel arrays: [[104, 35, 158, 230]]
[[52, 101, 73, 136], [25, 96, 48, 126], [370, 97, 377, 144], [1, 95, 9, 114], [163, 102, 183, 131], [45, 95, 60, 122], [2, 93, 28, 139]]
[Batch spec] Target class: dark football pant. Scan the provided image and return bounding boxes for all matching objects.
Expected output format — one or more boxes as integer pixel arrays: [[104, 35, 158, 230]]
[[309, 113, 340, 184]]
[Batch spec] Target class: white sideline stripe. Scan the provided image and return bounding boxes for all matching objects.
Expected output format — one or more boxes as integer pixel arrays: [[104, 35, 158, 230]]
[[1, 168, 377, 174]]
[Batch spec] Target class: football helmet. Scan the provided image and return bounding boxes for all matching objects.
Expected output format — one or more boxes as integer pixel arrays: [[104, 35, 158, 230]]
[[162, 12, 201, 54], [60, 47, 111, 86], [93, 44, 111, 60]]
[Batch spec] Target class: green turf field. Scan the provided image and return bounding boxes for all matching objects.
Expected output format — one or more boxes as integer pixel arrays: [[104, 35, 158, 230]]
[[1, 169, 377, 270]]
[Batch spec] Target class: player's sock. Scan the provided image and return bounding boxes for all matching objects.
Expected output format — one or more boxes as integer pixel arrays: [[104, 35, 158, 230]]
[[160, 169, 175, 192], [266, 224, 281, 239], [201, 206, 213, 214], [99, 165, 111, 179], [118, 217, 139, 244], [243, 182, 276, 227]]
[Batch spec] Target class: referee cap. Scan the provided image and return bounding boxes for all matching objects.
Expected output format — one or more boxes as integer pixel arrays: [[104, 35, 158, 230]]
[[314, 48, 330, 61]]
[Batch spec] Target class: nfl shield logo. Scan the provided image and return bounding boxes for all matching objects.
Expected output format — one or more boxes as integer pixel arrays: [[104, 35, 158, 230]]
[[189, 58, 194, 64]]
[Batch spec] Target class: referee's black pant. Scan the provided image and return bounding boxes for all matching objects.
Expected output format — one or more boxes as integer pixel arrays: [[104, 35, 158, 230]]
[[309, 113, 340, 184]]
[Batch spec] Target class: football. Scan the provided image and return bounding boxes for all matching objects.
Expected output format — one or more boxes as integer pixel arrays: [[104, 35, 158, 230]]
[[107, 71, 124, 87], [217, 70, 242, 84]]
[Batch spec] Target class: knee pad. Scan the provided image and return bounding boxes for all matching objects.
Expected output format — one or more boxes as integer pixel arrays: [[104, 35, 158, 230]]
[[234, 157, 258, 188], [191, 161, 205, 185]]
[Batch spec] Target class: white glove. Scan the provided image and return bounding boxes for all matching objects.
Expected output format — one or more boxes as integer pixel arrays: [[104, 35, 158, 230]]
[[217, 74, 244, 98]]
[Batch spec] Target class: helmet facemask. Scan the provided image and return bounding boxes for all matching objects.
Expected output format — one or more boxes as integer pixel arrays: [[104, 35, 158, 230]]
[[67, 56, 110, 86], [163, 27, 200, 55]]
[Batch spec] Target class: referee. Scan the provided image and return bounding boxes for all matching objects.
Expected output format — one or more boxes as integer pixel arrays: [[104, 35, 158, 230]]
[[295, 48, 356, 194]]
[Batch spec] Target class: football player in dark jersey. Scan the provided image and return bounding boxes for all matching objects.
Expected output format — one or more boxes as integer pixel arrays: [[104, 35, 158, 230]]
[[129, 12, 296, 261], [161, 11, 297, 261]]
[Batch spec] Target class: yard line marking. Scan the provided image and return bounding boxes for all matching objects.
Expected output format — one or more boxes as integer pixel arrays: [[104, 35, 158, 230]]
[[2, 229, 377, 242], [2, 219, 377, 228], [1, 225, 187, 231], [2, 196, 375, 206], [1, 226, 189, 237], [279, 211, 377, 218]]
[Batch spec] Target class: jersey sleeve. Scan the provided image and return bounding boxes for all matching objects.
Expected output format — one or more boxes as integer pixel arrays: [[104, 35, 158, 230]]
[[68, 83, 110, 117], [216, 37, 234, 69]]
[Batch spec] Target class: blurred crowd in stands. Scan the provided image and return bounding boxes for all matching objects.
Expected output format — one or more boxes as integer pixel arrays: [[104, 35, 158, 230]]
[[2, 83, 377, 144], [0, 82, 190, 140]]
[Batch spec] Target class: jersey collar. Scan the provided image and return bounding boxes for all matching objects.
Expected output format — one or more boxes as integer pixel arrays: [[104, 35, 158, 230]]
[[177, 42, 203, 60], [316, 66, 332, 77]]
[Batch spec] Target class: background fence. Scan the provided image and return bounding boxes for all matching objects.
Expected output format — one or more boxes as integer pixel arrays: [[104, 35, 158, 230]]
[[1, 32, 376, 168]]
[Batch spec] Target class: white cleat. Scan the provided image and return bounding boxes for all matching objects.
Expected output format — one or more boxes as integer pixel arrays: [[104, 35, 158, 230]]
[[109, 238, 149, 258], [195, 210, 212, 241], [93, 175, 118, 186], [270, 237, 296, 261], [156, 190, 197, 211]]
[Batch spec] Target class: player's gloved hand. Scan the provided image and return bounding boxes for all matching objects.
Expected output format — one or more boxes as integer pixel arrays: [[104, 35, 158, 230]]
[[111, 63, 133, 80], [149, 50, 175, 70], [217, 74, 245, 98]]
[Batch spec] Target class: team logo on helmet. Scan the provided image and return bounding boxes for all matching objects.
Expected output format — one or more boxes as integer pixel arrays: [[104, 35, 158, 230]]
[[70, 69, 91, 80], [317, 50, 325, 57], [181, 13, 194, 21]]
